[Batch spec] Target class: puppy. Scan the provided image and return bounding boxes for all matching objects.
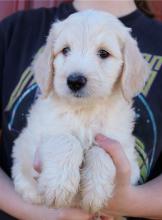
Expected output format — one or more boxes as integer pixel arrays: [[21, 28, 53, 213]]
[[12, 10, 148, 216]]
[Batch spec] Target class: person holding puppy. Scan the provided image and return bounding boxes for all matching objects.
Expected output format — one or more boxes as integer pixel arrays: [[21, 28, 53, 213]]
[[0, 0, 162, 220]]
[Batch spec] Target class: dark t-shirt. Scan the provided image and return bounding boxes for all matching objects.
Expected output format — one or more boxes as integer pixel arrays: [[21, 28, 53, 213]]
[[0, 2, 162, 219]]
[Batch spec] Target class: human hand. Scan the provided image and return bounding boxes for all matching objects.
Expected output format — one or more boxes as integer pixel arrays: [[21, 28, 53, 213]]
[[95, 134, 138, 218]]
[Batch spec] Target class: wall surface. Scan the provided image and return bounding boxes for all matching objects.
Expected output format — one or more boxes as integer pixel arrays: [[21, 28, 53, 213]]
[[0, 0, 162, 21], [0, 0, 61, 21]]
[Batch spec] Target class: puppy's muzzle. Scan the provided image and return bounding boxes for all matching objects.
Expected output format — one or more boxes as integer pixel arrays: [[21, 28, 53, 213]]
[[67, 73, 87, 92]]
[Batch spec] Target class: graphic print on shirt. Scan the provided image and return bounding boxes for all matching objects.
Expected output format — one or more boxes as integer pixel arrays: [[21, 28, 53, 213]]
[[5, 49, 162, 183], [134, 54, 162, 183]]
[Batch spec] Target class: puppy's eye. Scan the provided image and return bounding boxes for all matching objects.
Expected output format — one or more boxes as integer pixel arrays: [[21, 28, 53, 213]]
[[62, 47, 70, 56], [98, 49, 110, 59]]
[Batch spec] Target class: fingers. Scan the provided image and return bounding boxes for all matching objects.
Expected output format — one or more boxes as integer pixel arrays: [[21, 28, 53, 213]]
[[33, 147, 42, 173], [57, 208, 92, 220], [95, 134, 131, 185]]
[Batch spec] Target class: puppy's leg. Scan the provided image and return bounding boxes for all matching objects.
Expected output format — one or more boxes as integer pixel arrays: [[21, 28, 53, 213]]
[[81, 146, 115, 213], [12, 132, 43, 204], [12, 161, 42, 204], [38, 134, 83, 208]]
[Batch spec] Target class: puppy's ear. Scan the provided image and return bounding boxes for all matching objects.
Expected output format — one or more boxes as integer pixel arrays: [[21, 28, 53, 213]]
[[32, 27, 55, 97], [121, 34, 149, 101]]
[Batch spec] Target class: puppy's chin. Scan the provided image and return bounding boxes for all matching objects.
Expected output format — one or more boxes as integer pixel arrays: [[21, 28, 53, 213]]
[[64, 93, 92, 103], [54, 92, 109, 110], [55, 88, 90, 100], [52, 90, 93, 107], [53, 86, 112, 107]]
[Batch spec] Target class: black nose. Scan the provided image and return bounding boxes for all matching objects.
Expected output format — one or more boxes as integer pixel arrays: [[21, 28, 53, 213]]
[[67, 73, 87, 92]]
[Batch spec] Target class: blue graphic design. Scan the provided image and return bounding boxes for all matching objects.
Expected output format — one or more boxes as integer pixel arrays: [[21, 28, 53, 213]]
[[8, 83, 39, 134], [137, 94, 157, 173]]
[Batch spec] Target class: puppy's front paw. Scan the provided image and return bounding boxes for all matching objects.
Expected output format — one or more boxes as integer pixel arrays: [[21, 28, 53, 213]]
[[81, 146, 115, 213], [38, 134, 83, 208], [81, 182, 114, 213], [38, 169, 80, 207]]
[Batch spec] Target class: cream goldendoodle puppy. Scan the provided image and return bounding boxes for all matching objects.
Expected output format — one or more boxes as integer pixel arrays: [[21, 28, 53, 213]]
[[12, 10, 148, 214]]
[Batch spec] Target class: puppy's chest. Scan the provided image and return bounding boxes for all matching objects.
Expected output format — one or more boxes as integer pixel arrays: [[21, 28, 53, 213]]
[[55, 110, 105, 136], [37, 108, 108, 146], [58, 108, 132, 149], [32, 99, 134, 149]]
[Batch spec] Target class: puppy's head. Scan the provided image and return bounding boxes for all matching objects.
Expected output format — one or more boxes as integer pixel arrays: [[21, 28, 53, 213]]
[[33, 10, 149, 102]]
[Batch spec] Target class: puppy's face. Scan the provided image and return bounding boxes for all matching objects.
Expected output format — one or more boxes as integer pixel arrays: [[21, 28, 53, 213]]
[[53, 15, 123, 100], [33, 11, 148, 102]]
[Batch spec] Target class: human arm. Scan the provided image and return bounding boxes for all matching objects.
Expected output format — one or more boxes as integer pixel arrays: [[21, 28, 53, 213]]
[[95, 134, 162, 219]]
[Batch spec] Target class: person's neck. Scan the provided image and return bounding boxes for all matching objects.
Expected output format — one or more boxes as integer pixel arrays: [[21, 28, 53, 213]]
[[73, 0, 137, 17]]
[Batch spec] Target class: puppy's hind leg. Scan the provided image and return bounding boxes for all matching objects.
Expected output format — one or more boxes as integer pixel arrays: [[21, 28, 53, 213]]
[[81, 146, 116, 213], [38, 134, 83, 208], [12, 133, 43, 204], [12, 158, 43, 204]]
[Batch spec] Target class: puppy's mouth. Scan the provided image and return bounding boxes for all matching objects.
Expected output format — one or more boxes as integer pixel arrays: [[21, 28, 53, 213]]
[[74, 94, 82, 98], [72, 91, 86, 98]]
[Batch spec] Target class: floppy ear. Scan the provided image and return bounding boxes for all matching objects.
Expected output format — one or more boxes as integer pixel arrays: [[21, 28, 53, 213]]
[[121, 34, 149, 101], [32, 28, 55, 97]]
